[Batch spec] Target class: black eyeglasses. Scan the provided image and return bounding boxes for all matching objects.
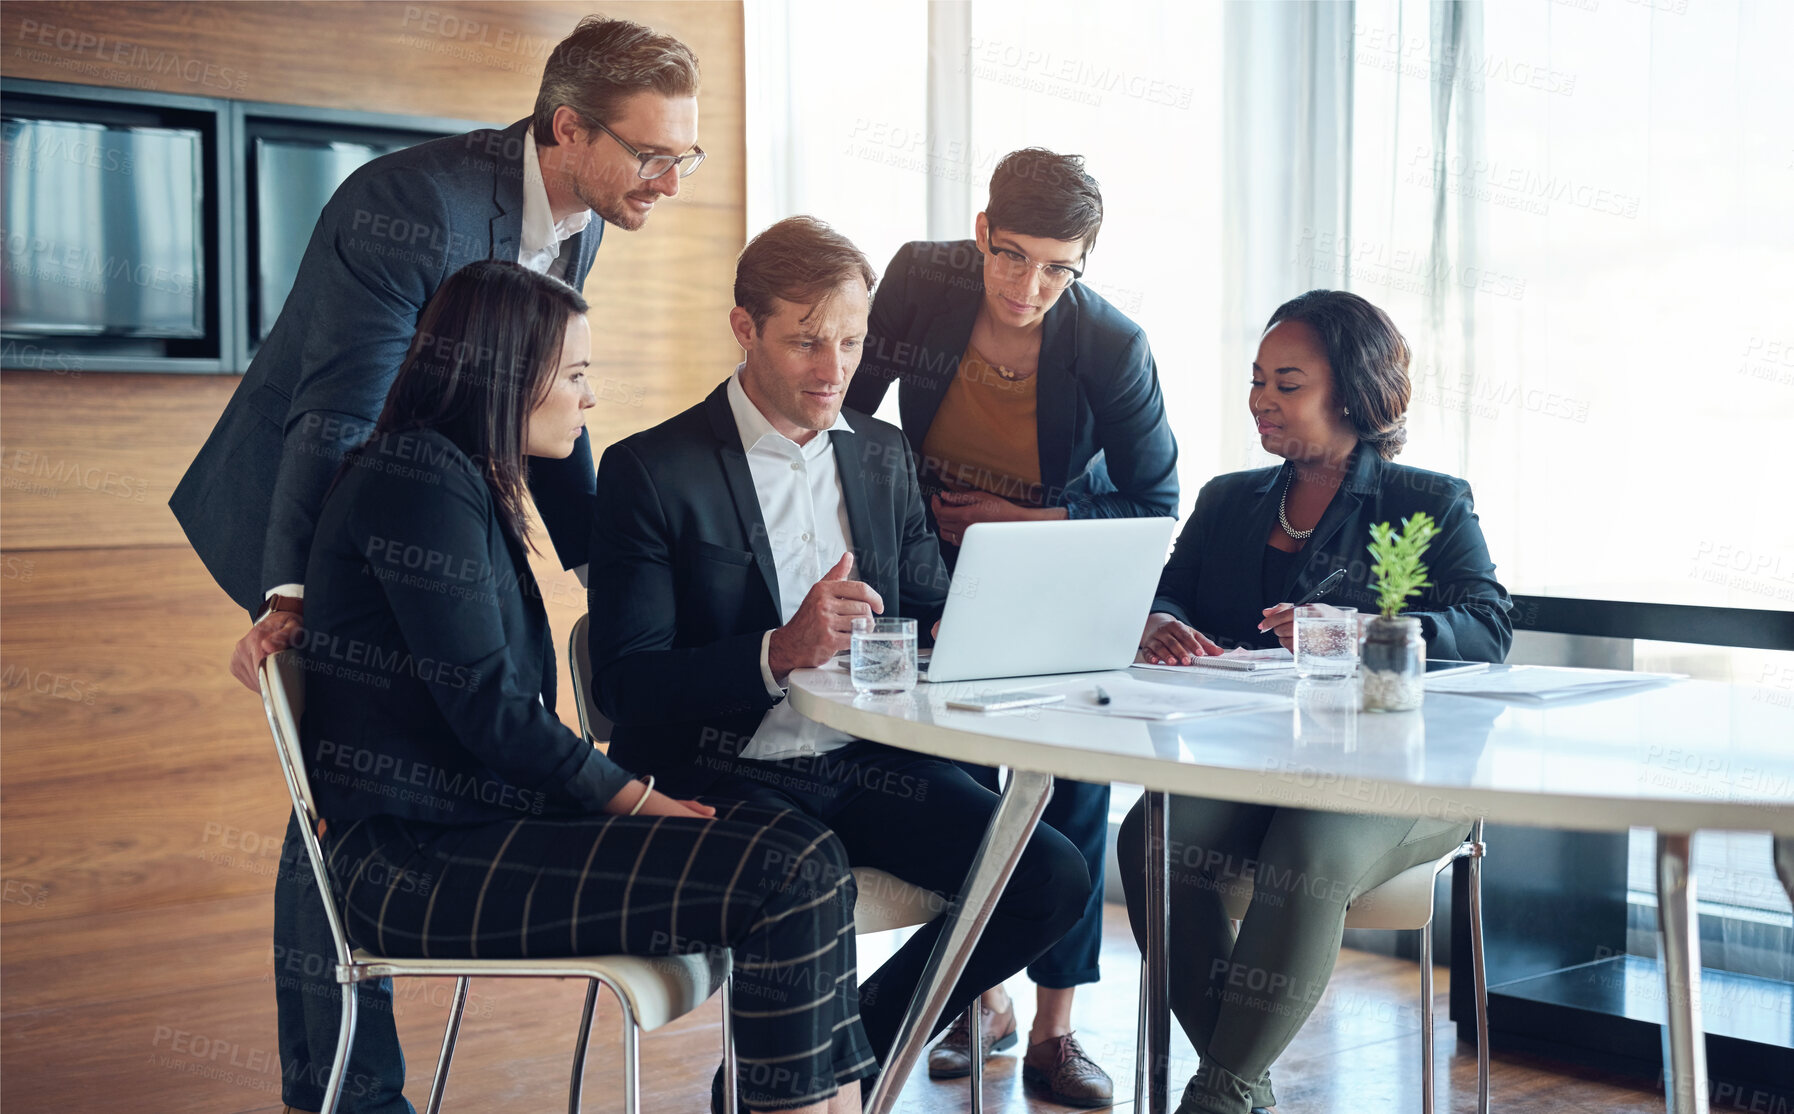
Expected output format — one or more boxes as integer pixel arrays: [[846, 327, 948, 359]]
[[983, 238, 1083, 289], [586, 118, 706, 180]]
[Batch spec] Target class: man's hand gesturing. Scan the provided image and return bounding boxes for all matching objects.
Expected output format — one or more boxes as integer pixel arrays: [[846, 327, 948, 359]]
[[766, 552, 884, 680]]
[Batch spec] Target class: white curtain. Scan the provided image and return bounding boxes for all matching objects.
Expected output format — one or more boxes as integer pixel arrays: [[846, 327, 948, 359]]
[[1222, 0, 1358, 472]]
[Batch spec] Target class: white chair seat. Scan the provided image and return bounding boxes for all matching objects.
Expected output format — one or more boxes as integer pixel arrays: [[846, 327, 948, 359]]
[[352, 947, 729, 1034], [1215, 852, 1459, 930], [851, 867, 947, 934]]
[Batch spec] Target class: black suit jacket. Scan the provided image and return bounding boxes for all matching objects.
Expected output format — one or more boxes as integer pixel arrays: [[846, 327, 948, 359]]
[[846, 239, 1179, 522], [171, 119, 602, 611], [1154, 446, 1513, 662], [587, 382, 951, 790], [301, 428, 632, 826]]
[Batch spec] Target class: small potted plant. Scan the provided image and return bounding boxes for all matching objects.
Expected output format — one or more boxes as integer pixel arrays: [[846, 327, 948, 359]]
[[1361, 511, 1440, 712]]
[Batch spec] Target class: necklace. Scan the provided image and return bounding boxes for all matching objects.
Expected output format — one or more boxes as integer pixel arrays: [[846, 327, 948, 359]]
[[991, 362, 1035, 382], [1278, 468, 1315, 540]]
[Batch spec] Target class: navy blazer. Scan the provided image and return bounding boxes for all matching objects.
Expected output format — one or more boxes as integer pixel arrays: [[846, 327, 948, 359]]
[[171, 119, 603, 612], [1154, 446, 1513, 662], [587, 381, 951, 792], [301, 428, 633, 826], [846, 239, 1178, 522]]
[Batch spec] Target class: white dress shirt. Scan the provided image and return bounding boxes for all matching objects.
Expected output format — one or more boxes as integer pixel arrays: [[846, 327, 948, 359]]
[[262, 132, 593, 609], [519, 130, 593, 280], [725, 368, 858, 762]]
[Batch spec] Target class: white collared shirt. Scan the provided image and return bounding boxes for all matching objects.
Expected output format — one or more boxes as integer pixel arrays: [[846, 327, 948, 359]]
[[725, 368, 858, 762], [520, 130, 592, 280]]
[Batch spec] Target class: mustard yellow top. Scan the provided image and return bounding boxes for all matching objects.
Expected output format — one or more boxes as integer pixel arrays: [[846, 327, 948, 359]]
[[919, 343, 1045, 507]]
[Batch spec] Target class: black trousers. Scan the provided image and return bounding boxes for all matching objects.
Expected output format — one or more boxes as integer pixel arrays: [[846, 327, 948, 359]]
[[690, 740, 1094, 1063], [960, 763, 1109, 988], [325, 799, 876, 1112]]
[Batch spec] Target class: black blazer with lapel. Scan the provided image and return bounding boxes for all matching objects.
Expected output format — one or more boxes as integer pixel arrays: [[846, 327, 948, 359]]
[[171, 119, 603, 611], [1154, 446, 1513, 662], [301, 428, 634, 827], [587, 381, 951, 791], [846, 239, 1179, 522]]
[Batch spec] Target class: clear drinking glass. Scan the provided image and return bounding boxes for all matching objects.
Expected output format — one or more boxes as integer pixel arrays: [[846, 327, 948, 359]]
[[851, 617, 918, 694], [1294, 605, 1359, 678]]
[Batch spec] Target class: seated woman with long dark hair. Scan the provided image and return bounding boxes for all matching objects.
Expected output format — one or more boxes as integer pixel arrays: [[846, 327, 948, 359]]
[[1119, 290, 1512, 1114], [301, 260, 873, 1114]]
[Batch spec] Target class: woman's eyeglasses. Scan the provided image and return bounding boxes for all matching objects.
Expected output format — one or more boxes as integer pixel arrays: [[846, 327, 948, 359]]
[[983, 243, 1083, 290]]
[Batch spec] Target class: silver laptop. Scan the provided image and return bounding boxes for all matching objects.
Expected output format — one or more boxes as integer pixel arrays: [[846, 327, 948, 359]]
[[920, 517, 1178, 684]]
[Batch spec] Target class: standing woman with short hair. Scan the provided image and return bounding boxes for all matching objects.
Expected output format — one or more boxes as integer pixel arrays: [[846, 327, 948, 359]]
[[847, 148, 1179, 1107], [303, 260, 875, 1114]]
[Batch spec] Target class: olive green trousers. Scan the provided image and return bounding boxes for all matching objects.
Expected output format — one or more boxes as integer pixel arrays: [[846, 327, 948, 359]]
[[1119, 797, 1469, 1114]]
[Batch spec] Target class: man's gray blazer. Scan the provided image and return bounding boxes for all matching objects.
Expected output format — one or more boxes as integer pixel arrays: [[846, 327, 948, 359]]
[[170, 119, 602, 612]]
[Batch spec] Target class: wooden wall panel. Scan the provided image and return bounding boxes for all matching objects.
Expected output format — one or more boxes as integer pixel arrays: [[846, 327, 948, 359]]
[[0, 1, 746, 925]]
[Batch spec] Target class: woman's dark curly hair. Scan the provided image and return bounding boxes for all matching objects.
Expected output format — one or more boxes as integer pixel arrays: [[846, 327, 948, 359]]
[[1265, 289, 1411, 459]]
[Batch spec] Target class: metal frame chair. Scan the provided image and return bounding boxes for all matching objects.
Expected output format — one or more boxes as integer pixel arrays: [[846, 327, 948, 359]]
[[568, 615, 986, 1109], [258, 650, 736, 1114], [1200, 825, 1492, 1114]]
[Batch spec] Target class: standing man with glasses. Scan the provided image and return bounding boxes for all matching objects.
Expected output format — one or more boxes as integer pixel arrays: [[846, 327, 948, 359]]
[[845, 147, 1179, 1108], [169, 16, 703, 1114]]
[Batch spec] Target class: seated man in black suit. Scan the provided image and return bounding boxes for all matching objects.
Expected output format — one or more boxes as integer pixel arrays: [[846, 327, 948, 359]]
[[587, 216, 1092, 1094]]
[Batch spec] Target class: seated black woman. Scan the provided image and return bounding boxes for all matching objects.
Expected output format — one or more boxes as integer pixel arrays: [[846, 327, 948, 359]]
[[301, 260, 873, 1114], [1120, 289, 1513, 1114], [845, 148, 1180, 1108]]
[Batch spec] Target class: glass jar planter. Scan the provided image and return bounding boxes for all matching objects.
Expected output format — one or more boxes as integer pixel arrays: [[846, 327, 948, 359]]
[[1361, 615, 1425, 712]]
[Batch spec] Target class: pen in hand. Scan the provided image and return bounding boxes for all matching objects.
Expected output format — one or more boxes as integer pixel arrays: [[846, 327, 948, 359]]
[[1260, 568, 1348, 632], [1294, 568, 1348, 608]]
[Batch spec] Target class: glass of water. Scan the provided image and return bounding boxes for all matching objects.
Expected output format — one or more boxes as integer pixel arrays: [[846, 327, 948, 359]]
[[1294, 605, 1358, 678], [851, 617, 918, 694]]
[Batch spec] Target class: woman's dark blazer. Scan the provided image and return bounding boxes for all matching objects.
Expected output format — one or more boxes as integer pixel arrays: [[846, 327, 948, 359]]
[[299, 428, 634, 826], [846, 239, 1179, 520], [1153, 445, 1513, 662]]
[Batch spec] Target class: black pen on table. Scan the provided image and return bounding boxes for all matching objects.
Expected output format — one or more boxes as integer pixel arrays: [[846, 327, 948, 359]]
[[1093, 685, 1112, 705]]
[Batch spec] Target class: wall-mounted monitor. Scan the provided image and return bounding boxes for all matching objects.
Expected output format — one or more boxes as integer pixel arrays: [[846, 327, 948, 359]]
[[1, 117, 205, 338], [251, 137, 403, 344], [0, 77, 492, 373]]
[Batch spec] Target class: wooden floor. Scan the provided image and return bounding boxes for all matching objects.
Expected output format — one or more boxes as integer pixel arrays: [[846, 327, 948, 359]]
[[1, 897, 1671, 1114]]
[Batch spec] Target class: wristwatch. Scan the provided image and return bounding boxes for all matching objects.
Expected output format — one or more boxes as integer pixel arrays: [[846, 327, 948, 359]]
[[258, 593, 304, 622]]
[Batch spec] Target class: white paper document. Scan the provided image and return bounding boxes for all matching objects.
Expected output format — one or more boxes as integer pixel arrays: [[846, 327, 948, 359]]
[[1049, 676, 1288, 721], [1132, 647, 1296, 673], [1424, 665, 1683, 702]]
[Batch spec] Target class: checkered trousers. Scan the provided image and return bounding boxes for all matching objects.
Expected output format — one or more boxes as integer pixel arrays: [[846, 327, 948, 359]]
[[323, 799, 877, 1110]]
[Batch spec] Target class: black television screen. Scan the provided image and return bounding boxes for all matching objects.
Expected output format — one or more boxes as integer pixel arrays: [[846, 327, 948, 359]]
[[1, 117, 204, 338], [253, 137, 400, 343]]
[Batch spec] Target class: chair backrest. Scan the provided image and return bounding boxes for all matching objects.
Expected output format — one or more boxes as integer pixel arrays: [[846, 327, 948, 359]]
[[568, 612, 615, 745], [259, 650, 358, 967]]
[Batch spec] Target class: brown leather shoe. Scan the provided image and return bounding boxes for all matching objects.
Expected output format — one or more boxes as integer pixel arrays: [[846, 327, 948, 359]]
[[1022, 1032, 1114, 1108], [927, 999, 1018, 1079]]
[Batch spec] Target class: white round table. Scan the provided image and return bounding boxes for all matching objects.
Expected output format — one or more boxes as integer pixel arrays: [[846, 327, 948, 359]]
[[791, 664, 1794, 1114]]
